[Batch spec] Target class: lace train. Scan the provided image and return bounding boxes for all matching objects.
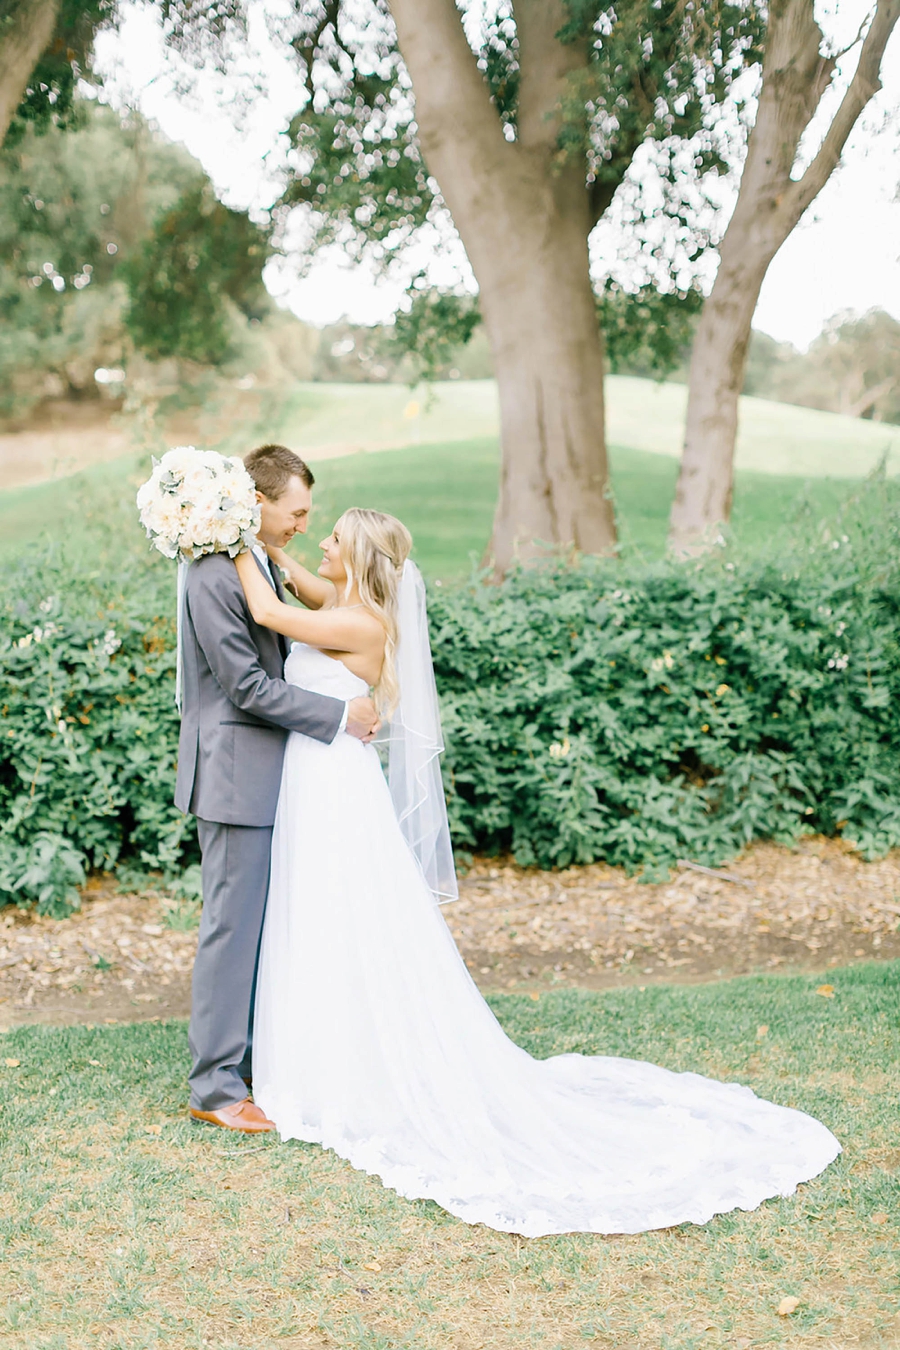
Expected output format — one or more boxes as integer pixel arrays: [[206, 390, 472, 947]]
[[253, 645, 840, 1236]]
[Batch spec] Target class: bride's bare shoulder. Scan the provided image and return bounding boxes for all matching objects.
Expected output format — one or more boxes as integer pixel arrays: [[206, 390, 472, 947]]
[[350, 607, 386, 636]]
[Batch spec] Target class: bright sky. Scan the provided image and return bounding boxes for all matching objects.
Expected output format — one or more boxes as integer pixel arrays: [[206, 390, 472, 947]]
[[93, 1, 900, 350]]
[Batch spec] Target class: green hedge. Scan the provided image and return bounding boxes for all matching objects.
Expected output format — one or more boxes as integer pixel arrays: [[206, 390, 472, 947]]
[[424, 478, 900, 875], [0, 545, 191, 913], [430, 540, 900, 875], [3, 482, 900, 913]]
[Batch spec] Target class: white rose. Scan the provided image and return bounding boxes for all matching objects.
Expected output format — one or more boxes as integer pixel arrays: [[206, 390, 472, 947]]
[[209, 516, 239, 548], [163, 445, 198, 471]]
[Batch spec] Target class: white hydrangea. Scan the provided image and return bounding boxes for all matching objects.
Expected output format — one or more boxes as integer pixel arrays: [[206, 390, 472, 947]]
[[136, 445, 260, 562]]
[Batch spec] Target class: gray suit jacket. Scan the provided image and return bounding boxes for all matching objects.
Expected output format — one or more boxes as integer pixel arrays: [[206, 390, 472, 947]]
[[174, 551, 344, 827]]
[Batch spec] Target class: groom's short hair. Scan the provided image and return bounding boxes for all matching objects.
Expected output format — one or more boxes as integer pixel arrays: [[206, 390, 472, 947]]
[[244, 444, 315, 499]]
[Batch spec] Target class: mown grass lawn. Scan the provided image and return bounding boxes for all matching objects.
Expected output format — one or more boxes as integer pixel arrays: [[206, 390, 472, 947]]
[[2, 373, 897, 573], [289, 437, 857, 577], [220, 376, 900, 483], [0, 434, 862, 580], [1, 960, 898, 1350]]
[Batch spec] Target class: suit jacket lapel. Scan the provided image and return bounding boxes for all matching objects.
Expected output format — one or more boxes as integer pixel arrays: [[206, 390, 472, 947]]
[[270, 560, 291, 661], [251, 551, 290, 662]]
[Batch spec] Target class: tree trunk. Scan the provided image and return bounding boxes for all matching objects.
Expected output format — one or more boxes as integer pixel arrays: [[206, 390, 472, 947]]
[[479, 200, 613, 570], [389, 0, 616, 569], [669, 0, 900, 553], [0, 0, 60, 149]]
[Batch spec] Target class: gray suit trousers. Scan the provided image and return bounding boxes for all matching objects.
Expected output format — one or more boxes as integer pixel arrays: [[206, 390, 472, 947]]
[[188, 819, 273, 1111]]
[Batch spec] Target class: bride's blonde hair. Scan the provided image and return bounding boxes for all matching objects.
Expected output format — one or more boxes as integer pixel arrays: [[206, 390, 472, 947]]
[[335, 507, 412, 715]]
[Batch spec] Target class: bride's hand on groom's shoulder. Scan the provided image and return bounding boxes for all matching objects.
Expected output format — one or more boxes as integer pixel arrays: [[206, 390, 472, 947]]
[[346, 695, 380, 743], [266, 543, 331, 610]]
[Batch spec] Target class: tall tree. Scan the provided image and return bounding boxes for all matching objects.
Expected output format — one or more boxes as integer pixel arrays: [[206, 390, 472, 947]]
[[669, 0, 900, 552], [0, 101, 268, 414], [268, 1, 763, 570], [751, 309, 900, 424]]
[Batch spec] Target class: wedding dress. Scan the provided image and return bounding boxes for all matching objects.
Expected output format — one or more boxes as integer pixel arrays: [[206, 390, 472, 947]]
[[253, 641, 840, 1237]]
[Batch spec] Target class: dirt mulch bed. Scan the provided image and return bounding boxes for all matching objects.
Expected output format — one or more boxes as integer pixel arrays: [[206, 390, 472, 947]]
[[1, 835, 899, 1029], [450, 836, 900, 987]]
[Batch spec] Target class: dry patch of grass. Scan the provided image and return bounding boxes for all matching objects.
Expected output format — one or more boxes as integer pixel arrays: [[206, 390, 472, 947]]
[[1, 963, 899, 1349]]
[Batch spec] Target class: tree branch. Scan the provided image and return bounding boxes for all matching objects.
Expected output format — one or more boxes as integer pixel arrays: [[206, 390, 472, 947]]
[[389, 0, 510, 176], [788, 0, 900, 216], [588, 123, 645, 225], [290, 0, 336, 94], [846, 373, 896, 418], [830, 8, 875, 62], [514, 0, 589, 152]]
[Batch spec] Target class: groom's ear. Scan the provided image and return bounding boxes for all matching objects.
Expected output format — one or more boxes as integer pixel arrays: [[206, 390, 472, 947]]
[[255, 489, 266, 505]]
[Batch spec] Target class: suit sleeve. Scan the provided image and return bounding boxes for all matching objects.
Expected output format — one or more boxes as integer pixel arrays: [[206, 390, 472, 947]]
[[187, 557, 345, 744]]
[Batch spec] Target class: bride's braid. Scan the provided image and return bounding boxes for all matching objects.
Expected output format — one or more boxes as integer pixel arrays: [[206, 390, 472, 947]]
[[335, 507, 412, 715]]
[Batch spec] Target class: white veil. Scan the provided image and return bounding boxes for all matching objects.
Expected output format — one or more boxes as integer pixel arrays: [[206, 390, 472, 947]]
[[381, 561, 458, 903], [175, 560, 188, 712]]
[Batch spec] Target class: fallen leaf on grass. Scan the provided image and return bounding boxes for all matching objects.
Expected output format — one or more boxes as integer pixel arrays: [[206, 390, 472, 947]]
[[4, 1057, 20, 1067], [777, 1296, 800, 1316], [756, 1024, 769, 1039], [144, 1124, 162, 1136], [530, 992, 540, 1001], [815, 984, 835, 998], [872, 1212, 889, 1225], [363, 1261, 381, 1272]]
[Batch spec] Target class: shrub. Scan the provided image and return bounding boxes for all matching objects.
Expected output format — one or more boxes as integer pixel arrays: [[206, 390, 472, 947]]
[[0, 831, 85, 918], [4, 477, 900, 913], [429, 480, 900, 873], [0, 540, 194, 914]]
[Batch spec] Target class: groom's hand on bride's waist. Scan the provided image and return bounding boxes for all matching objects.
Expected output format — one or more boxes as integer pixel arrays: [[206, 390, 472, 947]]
[[345, 696, 380, 743]]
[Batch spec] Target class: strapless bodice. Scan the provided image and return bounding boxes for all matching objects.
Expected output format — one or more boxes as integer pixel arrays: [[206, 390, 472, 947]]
[[284, 642, 369, 700]]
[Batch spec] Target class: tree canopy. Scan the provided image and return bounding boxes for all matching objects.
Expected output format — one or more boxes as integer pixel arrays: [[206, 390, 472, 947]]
[[273, 0, 763, 354], [230, 0, 769, 565], [124, 184, 271, 366], [0, 99, 269, 415]]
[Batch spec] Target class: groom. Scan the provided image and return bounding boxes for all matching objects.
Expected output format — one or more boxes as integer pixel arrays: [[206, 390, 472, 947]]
[[175, 443, 378, 1132]]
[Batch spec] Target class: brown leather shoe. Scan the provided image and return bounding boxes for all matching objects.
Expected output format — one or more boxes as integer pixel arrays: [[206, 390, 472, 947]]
[[190, 1097, 276, 1133]]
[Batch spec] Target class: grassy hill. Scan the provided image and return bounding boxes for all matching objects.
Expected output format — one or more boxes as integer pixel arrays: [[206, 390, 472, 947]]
[[1, 376, 895, 578], [227, 376, 900, 481]]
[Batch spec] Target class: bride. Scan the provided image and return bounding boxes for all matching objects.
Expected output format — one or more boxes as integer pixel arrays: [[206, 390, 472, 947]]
[[233, 509, 840, 1238]]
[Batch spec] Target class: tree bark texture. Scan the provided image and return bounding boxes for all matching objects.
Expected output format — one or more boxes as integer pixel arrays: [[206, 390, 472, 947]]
[[669, 0, 900, 553], [389, 0, 616, 570], [0, 0, 60, 149]]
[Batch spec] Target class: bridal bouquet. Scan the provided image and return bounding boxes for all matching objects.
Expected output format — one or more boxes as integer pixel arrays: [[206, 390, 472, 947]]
[[136, 446, 260, 562]]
